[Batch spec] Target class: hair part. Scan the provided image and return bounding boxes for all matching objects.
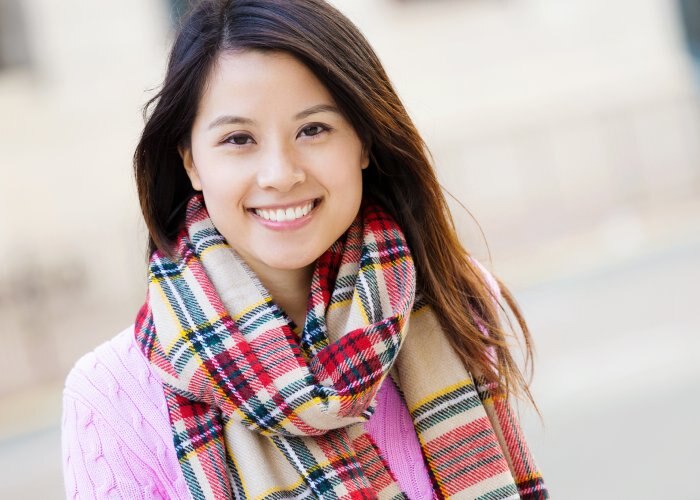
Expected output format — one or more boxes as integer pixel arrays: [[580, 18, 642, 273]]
[[134, 0, 536, 403]]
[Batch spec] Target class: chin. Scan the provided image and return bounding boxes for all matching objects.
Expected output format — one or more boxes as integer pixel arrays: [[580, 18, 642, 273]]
[[260, 251, 320, 272]]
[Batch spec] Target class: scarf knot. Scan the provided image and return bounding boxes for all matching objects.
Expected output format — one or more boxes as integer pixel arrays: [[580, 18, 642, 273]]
[[135, 194, 547, 499], [142, 194, 416, 437]]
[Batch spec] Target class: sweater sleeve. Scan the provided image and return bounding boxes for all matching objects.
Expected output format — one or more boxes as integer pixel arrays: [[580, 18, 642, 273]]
[[61, 328, 191, 500]]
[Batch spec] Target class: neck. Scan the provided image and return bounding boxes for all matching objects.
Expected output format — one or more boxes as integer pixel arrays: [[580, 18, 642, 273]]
[[251, 263, 314, 329]]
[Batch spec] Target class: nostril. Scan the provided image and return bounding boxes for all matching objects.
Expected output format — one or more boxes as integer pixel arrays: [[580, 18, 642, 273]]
[[256, 167, 305, 192]]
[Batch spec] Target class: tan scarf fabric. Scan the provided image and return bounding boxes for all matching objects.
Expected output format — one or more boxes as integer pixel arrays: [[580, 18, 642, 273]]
[[135, 195, 547, 499]]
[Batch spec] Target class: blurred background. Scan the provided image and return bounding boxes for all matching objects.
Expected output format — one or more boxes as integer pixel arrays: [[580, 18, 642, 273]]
[[1, 0, 698, 497]]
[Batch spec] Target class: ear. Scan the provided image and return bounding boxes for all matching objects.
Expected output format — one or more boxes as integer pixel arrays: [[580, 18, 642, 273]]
[[179, 145, 202, 191], [361, 142, 371, 170]]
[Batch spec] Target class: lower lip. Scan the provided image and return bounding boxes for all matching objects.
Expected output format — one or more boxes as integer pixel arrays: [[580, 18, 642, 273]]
[[249, 200, 320, 231]]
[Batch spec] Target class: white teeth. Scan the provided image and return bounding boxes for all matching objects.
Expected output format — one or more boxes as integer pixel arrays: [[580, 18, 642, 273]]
[[253, 201, 315, 222]]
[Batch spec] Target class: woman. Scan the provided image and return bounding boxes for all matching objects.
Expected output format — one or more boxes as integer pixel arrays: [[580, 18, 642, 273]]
[[62, 0, 548, 498]]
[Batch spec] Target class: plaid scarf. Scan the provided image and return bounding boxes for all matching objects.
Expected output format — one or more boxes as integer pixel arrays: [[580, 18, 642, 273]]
[[135, 194, 547, 499]]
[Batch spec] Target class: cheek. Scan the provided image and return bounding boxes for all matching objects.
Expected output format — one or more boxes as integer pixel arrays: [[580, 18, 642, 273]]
[[192, 151, 249, 201], [193, 170, 249, 234], [318, 142, 366, 190], [199, 179, 239, 215]]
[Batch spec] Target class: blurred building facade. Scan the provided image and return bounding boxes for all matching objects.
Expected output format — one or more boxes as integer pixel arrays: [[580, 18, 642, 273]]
[[1, 0, 697, 395], [1, 0, 699, 497]]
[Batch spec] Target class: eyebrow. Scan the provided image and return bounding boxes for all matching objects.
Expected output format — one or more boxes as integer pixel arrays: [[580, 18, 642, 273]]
[[294, 104, 341, 120], [207, 115, 255, 130], [207, 104, 341, 130]]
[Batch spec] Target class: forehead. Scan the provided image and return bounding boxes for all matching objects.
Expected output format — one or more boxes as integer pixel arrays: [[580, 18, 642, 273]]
[[197, 50, 335, 118]]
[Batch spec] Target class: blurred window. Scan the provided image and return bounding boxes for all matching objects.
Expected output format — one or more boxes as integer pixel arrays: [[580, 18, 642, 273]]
[[679, 0, 700, 58], [0, 0, 30, 70]]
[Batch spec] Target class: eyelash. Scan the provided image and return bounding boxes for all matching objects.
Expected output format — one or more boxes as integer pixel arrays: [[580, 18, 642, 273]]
[[224, 133, 255, 147], [299, 123, 331, 138], [222, 123, 331, 147]]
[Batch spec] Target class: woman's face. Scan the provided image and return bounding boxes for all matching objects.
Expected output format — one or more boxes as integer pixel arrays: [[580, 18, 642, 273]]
[[181, 50, 368, 277]]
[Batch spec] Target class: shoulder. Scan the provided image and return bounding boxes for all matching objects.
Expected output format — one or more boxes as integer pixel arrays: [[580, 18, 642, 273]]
[[62, 327, 190, 499], [64, 326, 150, 401], [63, 326, 166, 423], [65, 326, 135, 390], [62, 324, 171, 441]]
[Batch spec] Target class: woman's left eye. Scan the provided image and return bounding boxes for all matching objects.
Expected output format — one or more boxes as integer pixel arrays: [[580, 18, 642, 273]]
[[299, 124, 328, 138]]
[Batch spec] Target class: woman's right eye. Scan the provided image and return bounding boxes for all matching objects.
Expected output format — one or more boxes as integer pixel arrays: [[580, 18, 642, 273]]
[[225, 134, 255, 146]]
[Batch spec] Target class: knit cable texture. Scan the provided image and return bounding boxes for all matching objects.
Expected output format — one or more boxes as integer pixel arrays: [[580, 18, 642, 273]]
[[365, 376, 436, 499], [61, 327, 192, 499], [61, 328, 433, 499]]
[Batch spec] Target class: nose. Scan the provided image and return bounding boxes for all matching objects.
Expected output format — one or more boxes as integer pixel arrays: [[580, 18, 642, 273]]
[[256, 143, 305, 192]]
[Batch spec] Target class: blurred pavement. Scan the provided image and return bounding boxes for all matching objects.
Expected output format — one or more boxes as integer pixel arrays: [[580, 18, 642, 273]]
[[519, 229, 700, 499]]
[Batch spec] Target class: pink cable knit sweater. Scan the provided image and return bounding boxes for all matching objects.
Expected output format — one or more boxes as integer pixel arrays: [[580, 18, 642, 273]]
[[62, 327, 434, 499]]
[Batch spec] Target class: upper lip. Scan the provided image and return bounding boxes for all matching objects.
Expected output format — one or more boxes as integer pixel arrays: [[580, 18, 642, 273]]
[[247, 198, 319, 211]]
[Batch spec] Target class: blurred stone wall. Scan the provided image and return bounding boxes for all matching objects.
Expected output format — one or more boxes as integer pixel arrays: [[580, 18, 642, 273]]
[[1, 0, 698, 396], [0, 0, 170, 396], [331, 0, 700, 279]]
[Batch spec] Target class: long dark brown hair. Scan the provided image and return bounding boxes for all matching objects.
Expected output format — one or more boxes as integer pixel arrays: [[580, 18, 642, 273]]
[[134, 0, 536, 402]]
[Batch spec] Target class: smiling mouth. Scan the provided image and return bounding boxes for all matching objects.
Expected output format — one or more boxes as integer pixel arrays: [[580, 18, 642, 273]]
[[249, 199, 320, 222]]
